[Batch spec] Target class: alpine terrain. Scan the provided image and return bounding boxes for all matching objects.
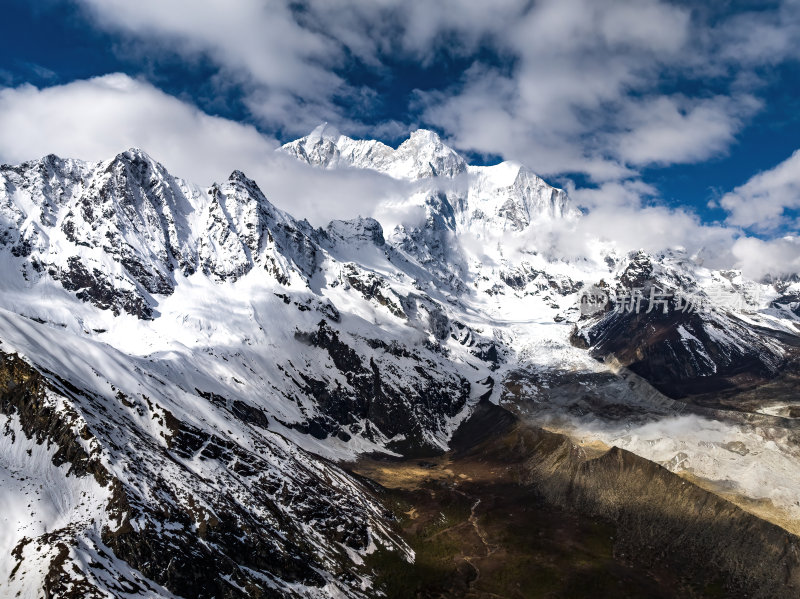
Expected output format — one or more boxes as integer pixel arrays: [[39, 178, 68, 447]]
[[2, 124, 800, 598]]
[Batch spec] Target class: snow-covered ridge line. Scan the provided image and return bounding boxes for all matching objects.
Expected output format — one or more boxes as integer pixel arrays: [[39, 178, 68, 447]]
[[281, 124, 579, 231], [0, 144, 503, 460], [2, 131, 800, 597]]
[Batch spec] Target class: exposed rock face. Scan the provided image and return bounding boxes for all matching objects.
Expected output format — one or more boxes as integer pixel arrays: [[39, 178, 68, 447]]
[[572, 251, 787, 397], [772, 290, 800, 317], [1, 154, 326, 318], [325, 216, 385, 247], [50, 255, 155, 319], [59, 150, 194, 297], [0, 351, 408, 598], [198, 170, 323, 285], [619, 249, 654, 288], [575, 306, 785, 397], [340, 264, 406, 318], [294, 320, 471, 454]]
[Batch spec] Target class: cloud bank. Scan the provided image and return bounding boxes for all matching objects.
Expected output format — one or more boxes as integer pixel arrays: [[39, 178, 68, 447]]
[[0, 74, 277, 182], [64, 1, 795, 182], [2, 1, 800, 277], [0, 74, 413, 226]]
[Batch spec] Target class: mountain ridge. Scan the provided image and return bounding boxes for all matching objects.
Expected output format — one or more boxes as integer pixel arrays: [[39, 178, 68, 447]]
[[2, 131, 800, 597]]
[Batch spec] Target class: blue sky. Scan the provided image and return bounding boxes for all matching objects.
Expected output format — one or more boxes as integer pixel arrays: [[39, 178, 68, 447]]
[[1, 0, 800, 266]]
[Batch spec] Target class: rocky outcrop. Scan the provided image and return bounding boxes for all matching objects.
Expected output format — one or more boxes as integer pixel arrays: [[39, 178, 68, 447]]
[[0, 350, 408, 598], [49, 255, 154, 319], [324, 216, 385, 247], [293, 320, 471, 454], [573, 251, 787, 397], [574, 306, 785, 397]]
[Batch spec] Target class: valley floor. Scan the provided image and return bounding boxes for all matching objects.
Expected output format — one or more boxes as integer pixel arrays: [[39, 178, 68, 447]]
[[350, 402, 799, 599]]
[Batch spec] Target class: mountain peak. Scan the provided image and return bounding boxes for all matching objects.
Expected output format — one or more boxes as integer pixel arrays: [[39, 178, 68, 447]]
[[307, 122, 341, 144], [116, 147, 153, 162], [224, 169, 276, 213], [107, 148, 165, 179], [407, 128, 442, 145], [228, 169, 252, 183], [393, 129, 466, 179], [398, 129, 453, 155]]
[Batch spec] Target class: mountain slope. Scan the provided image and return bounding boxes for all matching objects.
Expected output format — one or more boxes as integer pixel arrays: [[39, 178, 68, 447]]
[[1, 130, 800, 597]]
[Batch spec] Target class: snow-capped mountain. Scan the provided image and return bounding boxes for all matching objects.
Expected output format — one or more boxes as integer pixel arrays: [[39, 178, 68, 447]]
[[282, 123, 467, 180], [2, 128, 800, 597]]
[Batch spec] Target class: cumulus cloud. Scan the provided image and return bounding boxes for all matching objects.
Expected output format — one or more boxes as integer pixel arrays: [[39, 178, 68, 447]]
[[564, 175, 800, 279], [516, 174, 798, 280], [523, 201, 797, 282], [0, 74, 411, 225], [531, 180, 740, 269], [414, 0, 788, 181], [719, 150, 800, 233], [567, 179, 659, 210], [67, 0, 535, 137], [414, 0, 696, 179], [613, 94, 760, 166], [0, 74, 277, 180], [62, 0, 800, 189], [72, 0, 346, 133], [714, 0, 800, 67], [563, 179, 800, 279]]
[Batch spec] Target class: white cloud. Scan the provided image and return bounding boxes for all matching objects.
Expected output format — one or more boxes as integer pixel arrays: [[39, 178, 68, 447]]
[[613, 95, 760, 166], [568, 179, 659, 210], [523, 180, 800, 280], [731, 236, 800, 280], [0, 74, 410, 225], [410, 1, 797, 182], [414, 0, 702, 180], [63, 0, 709, 177], [557, 176, 800, 279], [537, 180, 739, 267], [719, 149, 800, 233], [68, 0, 534, 136], [73, 0, 346, 132], [302, 0, 529, 62], [714, 0, 800, 66], [64, 0, 800, 188], [0, 74, 277, 180]]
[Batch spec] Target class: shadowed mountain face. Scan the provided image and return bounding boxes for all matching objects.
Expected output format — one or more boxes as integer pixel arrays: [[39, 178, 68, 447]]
[[574, 306, 786, 397], [1, 134, 800, 596], [355, 403, 800, 599]]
